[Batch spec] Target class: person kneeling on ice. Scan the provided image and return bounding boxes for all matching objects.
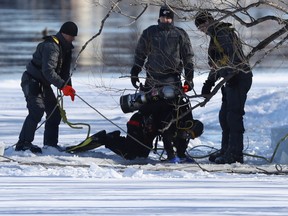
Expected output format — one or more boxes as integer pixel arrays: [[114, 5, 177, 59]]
[[66, 111, 203, 163]]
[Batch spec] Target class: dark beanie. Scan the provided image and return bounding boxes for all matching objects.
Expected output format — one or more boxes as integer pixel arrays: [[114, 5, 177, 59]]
[[195, 11, 214, 27], [60, 21, 78, 36], [159, 5, 174, 19]]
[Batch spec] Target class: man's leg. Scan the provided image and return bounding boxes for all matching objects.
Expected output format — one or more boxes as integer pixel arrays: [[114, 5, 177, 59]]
[[43, 86, 61, 147], [16, 73, 43, 153]]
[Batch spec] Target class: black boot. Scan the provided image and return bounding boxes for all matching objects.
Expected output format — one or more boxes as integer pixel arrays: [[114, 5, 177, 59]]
[[15, 141, 42, 154], [214, 152, 243, 164], [106, 130, 121, 140], [91, 130, 107, 142], [209, 130, 229, 162], [215, 132, 244, 164], [43, 144, 65, 152], [209, 150, 224, 162]]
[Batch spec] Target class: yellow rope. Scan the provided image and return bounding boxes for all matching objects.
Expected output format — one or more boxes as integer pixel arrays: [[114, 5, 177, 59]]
[[57, 93, 91, 139]]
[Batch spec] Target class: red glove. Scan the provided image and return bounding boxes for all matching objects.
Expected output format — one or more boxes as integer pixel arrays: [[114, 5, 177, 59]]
[[61, 85, 76, 101], [182, 85, 189, 93], [182, 81, 193, 93]]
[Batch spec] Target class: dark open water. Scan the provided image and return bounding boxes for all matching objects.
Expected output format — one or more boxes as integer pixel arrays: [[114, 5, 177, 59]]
[[0, 0, 159, 75], [0, 0, 287, 75]]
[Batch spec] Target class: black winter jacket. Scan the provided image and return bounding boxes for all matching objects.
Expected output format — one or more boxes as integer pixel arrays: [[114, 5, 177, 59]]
[[26, 32, 73, 89], [206, 22, 252, 84], [132, 22, 194, 82]]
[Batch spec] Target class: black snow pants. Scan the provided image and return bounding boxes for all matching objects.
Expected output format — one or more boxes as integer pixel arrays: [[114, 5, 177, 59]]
[[19, 71, 61, 146], [219, 76, 252, 156]]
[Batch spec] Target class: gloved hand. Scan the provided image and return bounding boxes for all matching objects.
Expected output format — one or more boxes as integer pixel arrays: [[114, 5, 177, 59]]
[[61, 85, 76, 101], [182, 80, 194, 92], [201, 79, 214, 96], [131, 74, 139, 89], [130, 65, 141, 89]]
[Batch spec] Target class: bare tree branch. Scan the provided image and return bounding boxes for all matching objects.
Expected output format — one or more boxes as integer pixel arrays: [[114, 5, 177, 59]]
[[247, 24, 288, 59], [84, 0, 288, 130], [73, 0, 123, 72], [251, 32, 288, 68]]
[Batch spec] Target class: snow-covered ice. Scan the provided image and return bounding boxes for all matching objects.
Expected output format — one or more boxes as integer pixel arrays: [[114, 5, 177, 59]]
[[1, 70, 288, 215]]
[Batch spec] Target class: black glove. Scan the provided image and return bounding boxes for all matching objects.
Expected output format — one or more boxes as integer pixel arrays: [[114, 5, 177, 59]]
[[201, 79, 214, 95], [131, 75, 139, 89], [130, 65, 141, 89], [184, 64, 194, 92], [183, 80, 194, 92]]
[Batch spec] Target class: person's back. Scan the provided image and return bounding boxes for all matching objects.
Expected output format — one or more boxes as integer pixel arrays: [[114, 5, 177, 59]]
[[26, 34, 73, 88], [207, 22, 252, 83]]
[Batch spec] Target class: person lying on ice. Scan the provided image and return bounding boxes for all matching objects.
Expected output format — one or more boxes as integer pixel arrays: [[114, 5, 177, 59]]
[[66, 109, 204, 163]]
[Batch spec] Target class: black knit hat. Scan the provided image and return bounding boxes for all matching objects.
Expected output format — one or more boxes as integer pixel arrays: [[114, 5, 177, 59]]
[[159, 5, 174, 19], [195, 11, 214, 27], [60, 21, 78, 36]]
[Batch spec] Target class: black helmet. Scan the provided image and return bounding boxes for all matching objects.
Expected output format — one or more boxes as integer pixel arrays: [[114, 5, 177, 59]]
[[195, 11, 214, 28]]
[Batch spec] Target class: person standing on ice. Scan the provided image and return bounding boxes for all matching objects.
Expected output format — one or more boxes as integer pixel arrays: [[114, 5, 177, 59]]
[[195, 11, 253, 164], [15, 21, 78, 154], [129, 5, 195, 163]]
